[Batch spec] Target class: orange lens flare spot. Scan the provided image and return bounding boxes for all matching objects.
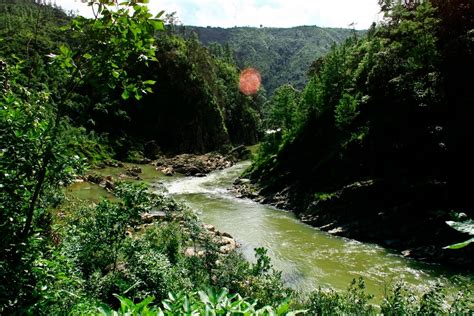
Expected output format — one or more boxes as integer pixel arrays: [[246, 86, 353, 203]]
[[239, 68, 261, 95]]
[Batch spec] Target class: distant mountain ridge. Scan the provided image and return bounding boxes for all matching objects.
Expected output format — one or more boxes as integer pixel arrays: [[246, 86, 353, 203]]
[[186, 25, 364, 94]]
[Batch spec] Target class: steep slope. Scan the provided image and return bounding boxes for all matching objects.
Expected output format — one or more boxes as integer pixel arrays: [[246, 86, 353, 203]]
[[186, 26, 364, 94], [0, 1, 261, 157], [246, 1, 474, 267]]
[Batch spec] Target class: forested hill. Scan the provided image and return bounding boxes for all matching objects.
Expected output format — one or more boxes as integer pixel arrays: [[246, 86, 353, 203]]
[[246, 0, 474, 265], [0, 1, 263, 158], [186, 26, 363, 94]]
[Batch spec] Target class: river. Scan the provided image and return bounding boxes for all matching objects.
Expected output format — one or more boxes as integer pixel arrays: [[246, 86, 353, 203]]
[[162, 161, 472, 300], [67, 160, 473, 301]]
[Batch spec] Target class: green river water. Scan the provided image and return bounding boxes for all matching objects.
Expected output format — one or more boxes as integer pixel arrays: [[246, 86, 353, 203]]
[[67, 161, 473, 301]]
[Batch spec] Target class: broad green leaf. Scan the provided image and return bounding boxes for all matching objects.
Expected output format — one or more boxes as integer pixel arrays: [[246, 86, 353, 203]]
[[121, 89, 130, 100], [446, 220, 474, 235], [162, 301, 172, 310], [83, 53, 93, 59], [135, 296, 155, 310], [150, 19, 164, 31], [443, 237, 474, 250], [198, 291, 210, 304], [59, 45, 70, 56]]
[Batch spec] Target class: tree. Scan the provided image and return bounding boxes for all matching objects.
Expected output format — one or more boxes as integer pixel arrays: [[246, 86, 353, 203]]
[[0, 1, 163, 311], [263, 84, 300, 132], [21, 0, 163, 237]]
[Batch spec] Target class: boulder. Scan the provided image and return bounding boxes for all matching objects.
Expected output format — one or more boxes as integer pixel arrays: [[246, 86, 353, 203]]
[[125, 167, 140, 177], [141, 211, 166, 223], [129, 166, 142, 174], [221, 231, 233, 239], [104, 180, 115, 191], [160, 167, 174, 176], [203, 224, 216, 232], [184, 247, 196, 257], [86, 174, 103, 184], [219, 244, 235, 254]]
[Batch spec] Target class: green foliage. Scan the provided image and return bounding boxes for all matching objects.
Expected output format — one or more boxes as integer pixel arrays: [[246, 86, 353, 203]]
[[99, 288, 306, 315], [0, 1, 163, 311], [334, 93, 361, 130], [446, 219, 474, 235], [98, 294, 158, 315], [247, 0, 474, 262], [53, 1, 163, 101], [381, 281, 474, 316], [0, 61, 84, 312], [64, 183, 144, 278], [306, 278, 375, 315], [188, 26, 363, 94], [444, 217, 474, 249], [381, 282, 418, 315], [2, 1, 474, 314], [314, 192, 338, 202], [127, 33, 261, 154], [55, 182, 292, 310], [214, 248, 293, 309], [263, 84, 300, 132], [62, 126, 114, 165]]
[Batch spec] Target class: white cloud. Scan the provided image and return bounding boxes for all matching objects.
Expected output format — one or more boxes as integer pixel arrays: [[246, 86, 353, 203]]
[[54, 0, 381, 29]]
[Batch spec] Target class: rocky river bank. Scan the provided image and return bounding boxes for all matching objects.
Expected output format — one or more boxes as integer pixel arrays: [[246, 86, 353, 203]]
[[231, 178, 474, 270], [75, 148, 473, 269], [78, 147, 251, 189], [74, 149, 249, 258]]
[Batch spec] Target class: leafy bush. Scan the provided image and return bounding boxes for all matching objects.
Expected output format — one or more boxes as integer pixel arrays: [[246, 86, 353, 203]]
[[99, 288, 306, 315], [214, 248, 293, 309], [381, 281, 474, 316], [306, 277, 375, 315]]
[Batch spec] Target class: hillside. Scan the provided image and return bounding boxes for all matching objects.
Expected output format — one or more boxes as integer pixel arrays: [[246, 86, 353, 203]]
[[0, 1, 261, 158], [246, 0, 474, 266], [186, 26, 364, 94], [2, 0, 474, 314]]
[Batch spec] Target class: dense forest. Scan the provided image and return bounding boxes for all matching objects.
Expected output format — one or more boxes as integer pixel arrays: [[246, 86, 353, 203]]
[[186, 25, 362, 94], [1, 0, 473, 314], [246, 0, 474, 266], [0, 0, 262, 158]]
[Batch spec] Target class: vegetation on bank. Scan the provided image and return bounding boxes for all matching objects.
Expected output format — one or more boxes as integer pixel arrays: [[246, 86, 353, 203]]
[[247, 0, 474, 265], [1, 0, 473, 314]]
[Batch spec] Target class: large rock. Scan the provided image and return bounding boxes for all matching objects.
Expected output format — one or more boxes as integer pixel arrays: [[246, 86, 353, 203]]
[[126, 167, 141, 177], [203, 224, 216, 232], [141, 211, 166, 223], [153, 153, 235, 177], [160, 166, 174, 176]]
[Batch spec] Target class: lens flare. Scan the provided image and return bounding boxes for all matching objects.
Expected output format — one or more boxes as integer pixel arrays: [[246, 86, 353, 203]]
[[239, 68, 261, 95]]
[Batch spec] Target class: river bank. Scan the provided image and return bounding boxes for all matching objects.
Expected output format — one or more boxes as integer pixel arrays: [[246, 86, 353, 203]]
[[77, 147, 250, 189], [231, 177, 474, 270], [66, 159, 474, 302], [74, 149, 473, 270], [69, 150, 249, 255]]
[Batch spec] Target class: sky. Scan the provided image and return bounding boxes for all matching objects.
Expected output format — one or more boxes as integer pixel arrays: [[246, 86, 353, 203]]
[[53, 0, 381, 29]]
